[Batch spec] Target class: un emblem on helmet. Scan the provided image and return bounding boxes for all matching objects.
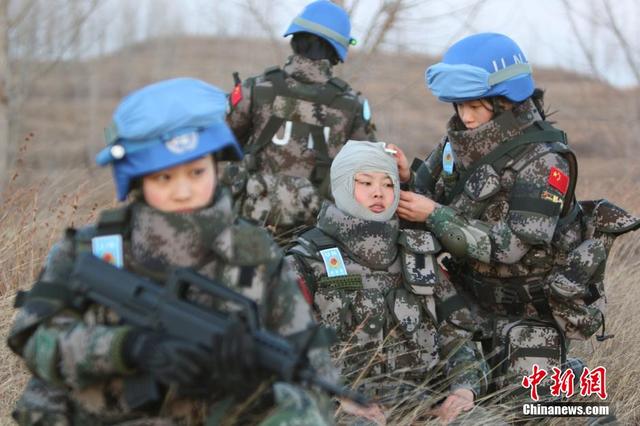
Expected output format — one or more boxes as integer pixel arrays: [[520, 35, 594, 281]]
[[165, 132, 199, 154]]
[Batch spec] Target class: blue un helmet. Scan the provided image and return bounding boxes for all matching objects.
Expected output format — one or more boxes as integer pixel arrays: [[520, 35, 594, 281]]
[[96, 78, 243, 201], [426, 33, 535, 103], [283, 0, 355, 62]]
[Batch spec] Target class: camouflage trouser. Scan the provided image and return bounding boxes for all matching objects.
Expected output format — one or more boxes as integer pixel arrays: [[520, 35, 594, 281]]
[[13, 378, 176, 426], [256, 383, 332, 426], [13, 378, 71, 426]]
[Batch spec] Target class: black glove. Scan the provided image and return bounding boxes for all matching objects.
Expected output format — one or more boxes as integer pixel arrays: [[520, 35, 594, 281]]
[[210, 322, 259, 387], [122, 330, 209, 388]]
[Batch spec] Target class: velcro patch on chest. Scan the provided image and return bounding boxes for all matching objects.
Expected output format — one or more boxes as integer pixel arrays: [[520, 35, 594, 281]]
[[320, 247, 348, 277], [91, 235, 124, 268]]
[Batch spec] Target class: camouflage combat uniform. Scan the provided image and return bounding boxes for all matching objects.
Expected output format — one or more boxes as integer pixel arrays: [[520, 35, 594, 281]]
[[409, 99, 640, 397], [286, 202, 440, 404], [8, 188, 335, 425], [225, 54, 376, 232]]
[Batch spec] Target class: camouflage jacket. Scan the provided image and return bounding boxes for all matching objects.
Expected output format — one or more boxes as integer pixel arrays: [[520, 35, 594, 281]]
[[411, 100, 640, 396], [286, 202, 440, 400], [8, 188, 335, 425], [409, 100, 575, 395], [225, 54, 376, 231]]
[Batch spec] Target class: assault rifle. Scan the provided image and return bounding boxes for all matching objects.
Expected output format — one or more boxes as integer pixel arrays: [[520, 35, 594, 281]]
[[70, 252, 367, 409]]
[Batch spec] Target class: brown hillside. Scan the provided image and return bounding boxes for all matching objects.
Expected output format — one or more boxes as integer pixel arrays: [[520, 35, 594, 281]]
[[14, 36, 639, 175]]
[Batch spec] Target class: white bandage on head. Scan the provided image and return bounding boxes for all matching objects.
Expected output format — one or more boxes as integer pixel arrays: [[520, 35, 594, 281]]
[[330, 140, 400, 221]]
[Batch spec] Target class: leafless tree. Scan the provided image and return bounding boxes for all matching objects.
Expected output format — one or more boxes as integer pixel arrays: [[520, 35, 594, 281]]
[[0, 0, 102, 189], [562, 0, 639, 86]]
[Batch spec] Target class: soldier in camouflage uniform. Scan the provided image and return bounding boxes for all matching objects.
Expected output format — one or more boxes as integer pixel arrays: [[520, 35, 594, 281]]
[[286, 141, 451, 424], [8, 78, 336, 425], [225, 0, 376, 234], [395, 33, 640, 422]]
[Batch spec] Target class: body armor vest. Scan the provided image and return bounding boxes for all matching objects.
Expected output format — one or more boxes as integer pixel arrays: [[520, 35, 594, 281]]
[[247, 66, 361, 185], [288, 217, 442, 394]]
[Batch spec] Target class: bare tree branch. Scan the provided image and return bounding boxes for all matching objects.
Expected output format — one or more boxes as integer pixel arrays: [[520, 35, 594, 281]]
[[14, 0, 102, 104], [601, 0, 640, 84], [443, 0, 487, 47], [561, 0, 604, 81], [242, 0, 285, 63], [7, 0, 36, 29], [364, 0, 405, 57], [345, 0, 362, 19]]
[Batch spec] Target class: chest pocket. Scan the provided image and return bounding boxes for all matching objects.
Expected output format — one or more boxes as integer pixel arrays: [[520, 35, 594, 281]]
[[464, 164, 501, 200], [398, 229, 442, 296], [314, 275, 385, 338], [459, 164, 502, 218], [386, 287, 423, 336]]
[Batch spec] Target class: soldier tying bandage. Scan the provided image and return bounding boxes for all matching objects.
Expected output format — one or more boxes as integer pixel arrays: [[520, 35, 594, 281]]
[[395, 32, 640, 422]]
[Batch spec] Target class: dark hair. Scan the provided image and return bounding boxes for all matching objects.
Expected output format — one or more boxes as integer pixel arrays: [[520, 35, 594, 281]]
[[530, 88, 547, 120], [290, 32, 340, 65]]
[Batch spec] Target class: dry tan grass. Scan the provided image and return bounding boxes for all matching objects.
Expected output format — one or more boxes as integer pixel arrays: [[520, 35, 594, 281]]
[[1, 169, 637, 425], [1, 35, 639, 424]]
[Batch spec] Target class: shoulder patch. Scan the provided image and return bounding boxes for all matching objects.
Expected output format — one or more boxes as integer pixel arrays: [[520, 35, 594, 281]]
[[362, 98, 371, 122], [442, 141, 454, 175], [319, 247, 348, 277], [230, 83, 243, 108], [548, 167, 569, 194]]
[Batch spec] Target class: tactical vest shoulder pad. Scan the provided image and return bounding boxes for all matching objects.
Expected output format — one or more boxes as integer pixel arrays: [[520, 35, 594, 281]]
[[581, 199, 640, 235], [328, 77, 349, 92], [70, 224, 99, 256], [96, 205, 130, 236], [509, 140, 577, 218], [300, 227, 340, 251], [228, 221, 282, 267], [264, 65, 282, 76], [288, 227, 340, 263]]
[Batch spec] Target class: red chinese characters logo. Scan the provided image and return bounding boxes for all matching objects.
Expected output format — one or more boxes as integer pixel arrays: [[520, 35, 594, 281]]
[[550, 367, 575, 398], [522, 365, 608, 400], [580, 366, 608, 400], [522, 364, 547, 401]]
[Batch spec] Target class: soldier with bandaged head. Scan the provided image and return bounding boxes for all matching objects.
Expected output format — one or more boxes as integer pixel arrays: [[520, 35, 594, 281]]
[[395, 32, 640, 420], [225, 0, 376, 235], [286, 141, 474, 424], [8, 78, 337, 425]]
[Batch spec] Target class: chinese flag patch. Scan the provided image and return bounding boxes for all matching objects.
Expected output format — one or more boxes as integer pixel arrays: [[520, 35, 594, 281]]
[[230, 84, 243, 107], [548, 167, 569, 194]]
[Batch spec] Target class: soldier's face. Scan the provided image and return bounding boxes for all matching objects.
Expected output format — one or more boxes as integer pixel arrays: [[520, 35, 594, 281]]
[[142, 156, 217, 213], [456, 100, 494, 129], [353, 172, 395, 214]]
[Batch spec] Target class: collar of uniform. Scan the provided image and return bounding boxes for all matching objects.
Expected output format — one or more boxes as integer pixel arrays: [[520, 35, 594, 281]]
[[316, 201, 399, 269], [283, 54, 333, 84], [129, 187, 234, 272], [446, 98, 542, 169]]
